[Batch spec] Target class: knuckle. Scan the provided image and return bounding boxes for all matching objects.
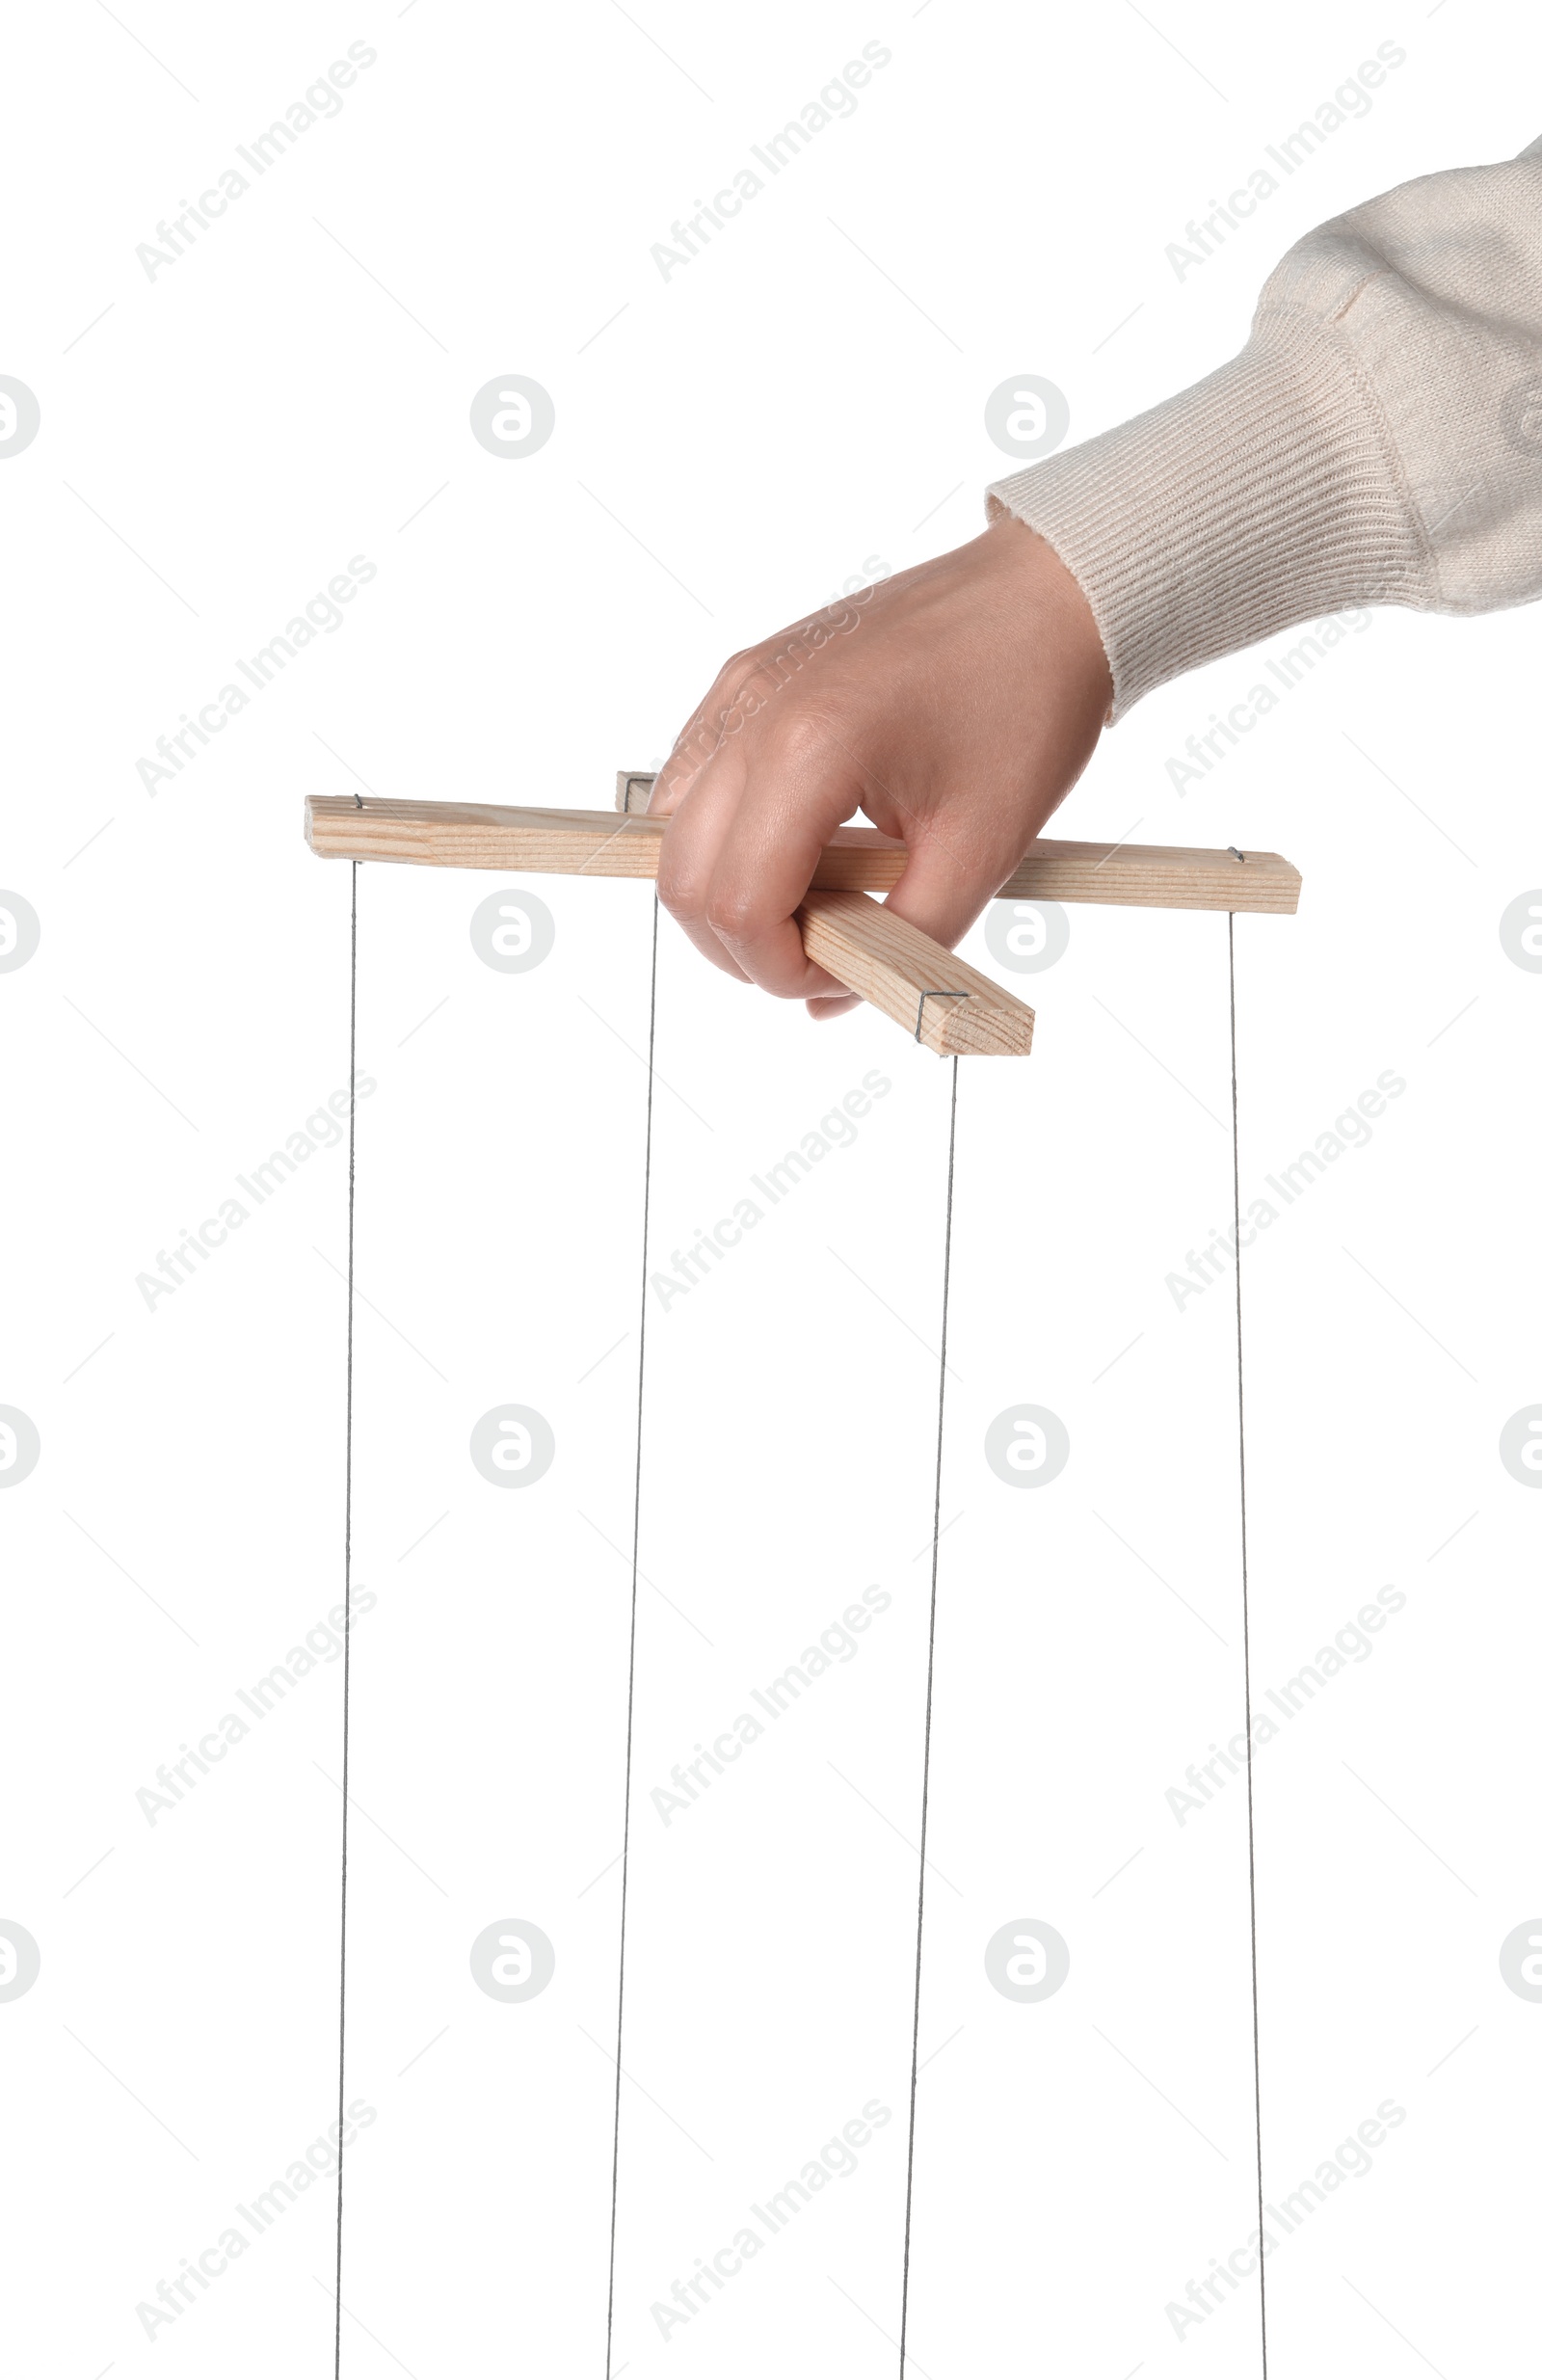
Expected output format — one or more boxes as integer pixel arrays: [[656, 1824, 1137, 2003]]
[[656, 857, 707, 923], [759, 703, 839, 773], [702, 650, 758, 719], [704, 883, 763, 946]]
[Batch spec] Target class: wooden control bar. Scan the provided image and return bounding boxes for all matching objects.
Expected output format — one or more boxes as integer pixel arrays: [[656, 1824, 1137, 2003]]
[[305, 785, 1299, 1057]]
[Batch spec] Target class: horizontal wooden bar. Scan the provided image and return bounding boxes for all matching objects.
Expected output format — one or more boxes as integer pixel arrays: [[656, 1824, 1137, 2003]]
[[307, 798, 670, 877], [306, 794, 1301, 916], [998, 838, 1298, 913], [618, 770, 1299, 913], [798, 890, 1034, 1056]]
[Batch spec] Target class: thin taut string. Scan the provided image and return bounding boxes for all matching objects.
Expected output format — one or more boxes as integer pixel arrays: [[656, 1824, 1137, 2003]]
[[603, 891, 661, 2377], [1229, 911, 1268, 2380], [332, 851, 360, 2379], [897, 1056, 961, 2377]]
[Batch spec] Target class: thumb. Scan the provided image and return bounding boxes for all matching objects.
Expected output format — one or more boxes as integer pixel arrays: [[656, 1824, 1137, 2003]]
[[879, 830, 1003, 959], [802, 840, 992, 1025]]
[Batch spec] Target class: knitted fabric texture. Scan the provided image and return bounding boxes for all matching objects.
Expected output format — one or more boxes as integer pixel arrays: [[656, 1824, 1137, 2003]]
[[987, 146, 1542, 719]]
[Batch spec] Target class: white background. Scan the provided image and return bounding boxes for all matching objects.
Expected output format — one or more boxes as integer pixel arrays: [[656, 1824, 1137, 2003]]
[[1, 2, 1539, 2373]]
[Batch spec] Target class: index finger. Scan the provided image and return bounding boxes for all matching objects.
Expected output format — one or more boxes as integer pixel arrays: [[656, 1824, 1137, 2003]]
[[649, 653, 758, 818], [688, 719, 864, 999]]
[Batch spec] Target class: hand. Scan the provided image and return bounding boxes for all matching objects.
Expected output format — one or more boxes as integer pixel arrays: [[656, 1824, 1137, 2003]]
[[648, 515, 1112, 1016]]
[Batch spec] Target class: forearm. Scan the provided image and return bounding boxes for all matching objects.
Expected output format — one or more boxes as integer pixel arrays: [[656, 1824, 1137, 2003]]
[[988, 139, 1542, 718]]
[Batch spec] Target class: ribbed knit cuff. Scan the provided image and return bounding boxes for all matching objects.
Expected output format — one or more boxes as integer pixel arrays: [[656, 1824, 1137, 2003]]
[[987, 313, 1432, 721]]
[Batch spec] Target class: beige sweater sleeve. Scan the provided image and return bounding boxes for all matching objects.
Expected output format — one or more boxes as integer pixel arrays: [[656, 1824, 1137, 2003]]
[[987, 140, 1542, 720]]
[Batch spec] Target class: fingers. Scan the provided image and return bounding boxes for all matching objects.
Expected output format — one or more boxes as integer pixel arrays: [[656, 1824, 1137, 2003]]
[[678, 717, 860, 998], [799, 835, 1007, 1028], [654, 662, 865, 995], [652, 739, 754, 982], [650, 560, 1011, 1002], [640, 523, 1115, 1026], [878, 825, 1008, 959], [649, 651, 758, 819], [650, 596, 870, 825]]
